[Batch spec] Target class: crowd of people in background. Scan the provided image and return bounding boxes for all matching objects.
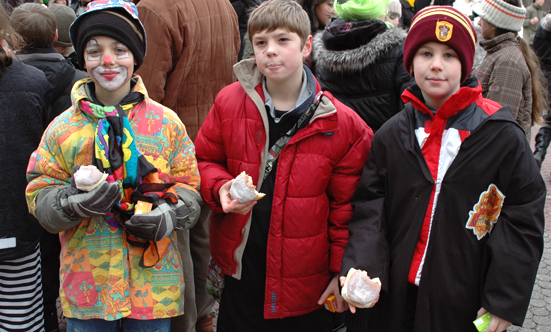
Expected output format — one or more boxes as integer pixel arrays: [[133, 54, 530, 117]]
[[0, 0, 550, 331]]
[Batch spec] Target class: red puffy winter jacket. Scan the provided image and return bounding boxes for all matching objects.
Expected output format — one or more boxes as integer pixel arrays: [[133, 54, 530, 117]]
[[195, 59, 373, 319]]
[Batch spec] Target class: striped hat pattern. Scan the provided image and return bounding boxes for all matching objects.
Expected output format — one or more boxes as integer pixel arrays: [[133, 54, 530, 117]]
[[403, 6, 477, 82], [472, 0, 526, 32]]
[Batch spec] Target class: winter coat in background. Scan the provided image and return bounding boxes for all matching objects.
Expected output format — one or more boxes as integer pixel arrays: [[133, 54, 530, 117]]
[[413, 0, 454, 15], [135, 0, 240, 141], [313, 18, 415, 132], [474, 32, 532, 141], [342, 78, 545, 332], [471, 26, 487, 77], [0, 59, 51, 262], [533, 26, 551, 99], [17, 47, 88, 119], [523, 3, 545, 45], [399, 0, 415, 28], [26, 76, 200, 321], [195, 59, 372, 319], [231, 0, 262, 60]]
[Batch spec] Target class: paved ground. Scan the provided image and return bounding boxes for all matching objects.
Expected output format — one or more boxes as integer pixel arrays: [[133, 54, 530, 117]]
[[55, 126, 551, 332], [507, 124, 551, 332]]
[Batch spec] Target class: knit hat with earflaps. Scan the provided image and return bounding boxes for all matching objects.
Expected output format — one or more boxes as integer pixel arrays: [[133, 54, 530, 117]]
[[403, 6, 477, 83]]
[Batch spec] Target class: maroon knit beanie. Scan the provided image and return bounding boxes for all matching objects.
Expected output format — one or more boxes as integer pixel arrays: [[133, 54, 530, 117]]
[[403, 6, 477, 83]]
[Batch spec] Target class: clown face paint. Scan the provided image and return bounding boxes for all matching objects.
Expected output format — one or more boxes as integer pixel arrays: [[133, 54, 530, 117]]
[[84, 36, 135, 92], [91, 65, 128, 91]]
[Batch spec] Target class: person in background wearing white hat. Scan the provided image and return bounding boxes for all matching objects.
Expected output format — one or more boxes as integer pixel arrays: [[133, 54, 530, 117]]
[[384, 0, 402, 27], [472, 0, 548, 142], [523, 0, 546, 45]]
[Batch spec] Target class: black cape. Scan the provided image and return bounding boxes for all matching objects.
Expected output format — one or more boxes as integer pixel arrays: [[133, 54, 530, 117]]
[[342, 84, 546, 331]]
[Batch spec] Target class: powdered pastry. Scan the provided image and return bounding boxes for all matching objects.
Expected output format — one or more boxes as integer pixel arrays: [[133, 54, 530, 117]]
[[74, 165, 108, 191], [341, 268, 381, 308], [229, 171, 265, 203]]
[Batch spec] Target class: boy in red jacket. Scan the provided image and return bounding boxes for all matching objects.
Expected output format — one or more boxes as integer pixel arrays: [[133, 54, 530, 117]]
[[194, 0, 373, 330]]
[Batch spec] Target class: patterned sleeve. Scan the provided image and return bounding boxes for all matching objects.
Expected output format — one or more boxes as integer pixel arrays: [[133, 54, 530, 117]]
[[26, 115, 74, 216], [164, 107, 200, 194]]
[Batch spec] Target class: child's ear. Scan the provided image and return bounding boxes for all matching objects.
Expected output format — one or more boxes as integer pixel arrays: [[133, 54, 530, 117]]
[[302, 34, 313, 59], [53, 29, 58, 44]]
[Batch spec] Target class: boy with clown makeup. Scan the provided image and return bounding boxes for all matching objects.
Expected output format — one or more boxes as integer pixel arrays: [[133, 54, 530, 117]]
[[25, 1, 202, 331]]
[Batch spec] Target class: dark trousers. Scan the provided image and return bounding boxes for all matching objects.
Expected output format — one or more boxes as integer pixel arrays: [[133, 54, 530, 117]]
[[40, 232, 61, 331]]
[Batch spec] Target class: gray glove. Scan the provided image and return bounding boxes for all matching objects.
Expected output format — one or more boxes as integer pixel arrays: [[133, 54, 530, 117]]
[[124, 200, 190, 241], [60, 165, 121, 219], [174, 186, 202, 230]]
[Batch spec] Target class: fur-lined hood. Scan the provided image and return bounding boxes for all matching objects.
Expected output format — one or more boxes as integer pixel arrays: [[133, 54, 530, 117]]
[[313, 27, 407, 73]]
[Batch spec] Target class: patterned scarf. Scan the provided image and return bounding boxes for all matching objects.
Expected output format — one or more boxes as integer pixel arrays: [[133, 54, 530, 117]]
[[79, 82, 179, 267], [79, 86, 157, 224]]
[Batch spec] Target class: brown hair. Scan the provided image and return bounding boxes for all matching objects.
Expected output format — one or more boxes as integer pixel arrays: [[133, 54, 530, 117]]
[[10, 3, 57, 50], [248, 0, 311, 48], [495, 0, 548, 125], [303, 0, 330, 34], [0, 5, 23, 80]]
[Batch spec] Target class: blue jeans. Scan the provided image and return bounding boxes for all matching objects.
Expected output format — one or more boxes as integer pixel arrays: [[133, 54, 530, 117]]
[[66, 317, 170, 332]]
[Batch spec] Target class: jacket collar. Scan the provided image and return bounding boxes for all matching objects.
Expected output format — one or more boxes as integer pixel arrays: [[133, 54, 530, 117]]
[[72, 74, 149, 111], [479, 32, 518, 53], [401, 77, 482, 120], [17, 47, 60, 56], [234, 58, 338, 123], [262, 65, 316, 122]]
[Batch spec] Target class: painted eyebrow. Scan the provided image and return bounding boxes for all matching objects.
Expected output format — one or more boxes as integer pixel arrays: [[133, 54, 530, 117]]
[[86, 39, 98, 48]]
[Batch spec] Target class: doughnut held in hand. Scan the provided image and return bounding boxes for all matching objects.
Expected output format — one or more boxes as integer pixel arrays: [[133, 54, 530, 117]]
[[229, 172, 265, 203], [341, 268, 381, 308], [74, 165, 108, 192]]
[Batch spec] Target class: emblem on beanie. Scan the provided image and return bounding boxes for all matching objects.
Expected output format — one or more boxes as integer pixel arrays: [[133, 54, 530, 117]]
[[435, 21, 453, 42], [465, 184, 505, 240]]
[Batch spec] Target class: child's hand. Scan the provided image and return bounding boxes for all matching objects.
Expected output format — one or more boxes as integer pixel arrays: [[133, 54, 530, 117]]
[[340, 276, 357, 313], [218, 180, 257, 214], [318, 274, 348, 313], [339, 276, 379, 313], [477, 308, 512, 332]]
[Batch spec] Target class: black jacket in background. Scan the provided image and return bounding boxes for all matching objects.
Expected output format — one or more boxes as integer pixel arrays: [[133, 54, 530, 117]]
[[414, 0, 455, 14], [533, 26, 551, 100], [17, 47, 88, 120], [313, 19, 415, 132], [0, 59, 52, 262]]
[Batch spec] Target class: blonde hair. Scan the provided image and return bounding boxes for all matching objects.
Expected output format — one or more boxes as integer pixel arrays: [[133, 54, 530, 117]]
[[248, 0, 311, 48]]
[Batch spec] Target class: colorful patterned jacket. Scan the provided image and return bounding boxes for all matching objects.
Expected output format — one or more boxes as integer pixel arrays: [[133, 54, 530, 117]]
[[26, 76, 200, 321]]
